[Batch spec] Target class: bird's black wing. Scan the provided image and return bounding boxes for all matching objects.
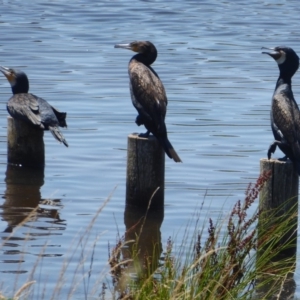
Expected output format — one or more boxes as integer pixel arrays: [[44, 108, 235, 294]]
[[129, 62, 167, 134], [7, 93, 43, 128], [272, 91, 300, 159]]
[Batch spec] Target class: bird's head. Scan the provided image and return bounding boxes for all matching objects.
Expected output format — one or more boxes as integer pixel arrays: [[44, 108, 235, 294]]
[[262, 46, 299, 77], [115, 41, 154, 53], [114, 41, 157, 65], [0, 66, 29, 94]]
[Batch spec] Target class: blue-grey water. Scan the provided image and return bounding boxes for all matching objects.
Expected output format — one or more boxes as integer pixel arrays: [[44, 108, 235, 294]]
[[0, 0, 299, 299]]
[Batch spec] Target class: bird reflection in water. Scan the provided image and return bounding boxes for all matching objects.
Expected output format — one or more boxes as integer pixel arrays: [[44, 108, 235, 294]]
[[1, 164, 64, 233]]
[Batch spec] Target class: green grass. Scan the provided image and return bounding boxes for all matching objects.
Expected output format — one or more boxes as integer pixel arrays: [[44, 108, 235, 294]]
[[0, 172, 298, 299], [109, 171, 297, 300]]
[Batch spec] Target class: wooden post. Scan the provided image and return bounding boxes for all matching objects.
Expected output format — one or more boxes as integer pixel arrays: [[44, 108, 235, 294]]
[[7, 116, 45, 168], [259, 158, 298, 256], [256, 159, 297, 298], [126, 133, 165, 209]]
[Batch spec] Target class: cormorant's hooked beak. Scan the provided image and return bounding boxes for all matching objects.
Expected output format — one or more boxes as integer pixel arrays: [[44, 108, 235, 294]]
[[115, 43, 131, 50], [261, 47, 281, 59], [261, 47, 287, 65], [114, 42, 139, 52], [0, 66, 10, 76], [0, 66, 15, 85]]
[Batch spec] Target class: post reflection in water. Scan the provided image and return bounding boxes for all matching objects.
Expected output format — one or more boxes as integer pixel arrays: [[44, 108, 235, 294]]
[[2, 164, 44, 233], [277, 272, 296, 300], [0, 164, 66, 275], [1, 163, 65, 235], [123, 204, 164, 276], [2, 164, 61, 233], [256, 269, 296, 300]]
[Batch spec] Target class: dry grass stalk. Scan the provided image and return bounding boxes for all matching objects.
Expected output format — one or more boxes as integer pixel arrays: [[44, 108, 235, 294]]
[[107, 171, 298, 300]]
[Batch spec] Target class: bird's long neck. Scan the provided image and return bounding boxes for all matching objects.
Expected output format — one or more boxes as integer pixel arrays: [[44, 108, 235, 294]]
[[11, 81, 29, 94], [276, 74, 291, 90], [132, 50, 157, 66], [276, 62, 298, 89]]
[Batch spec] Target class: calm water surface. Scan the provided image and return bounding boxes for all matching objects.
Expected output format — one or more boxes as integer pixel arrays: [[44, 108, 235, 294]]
[[0, 0, 300, 298]]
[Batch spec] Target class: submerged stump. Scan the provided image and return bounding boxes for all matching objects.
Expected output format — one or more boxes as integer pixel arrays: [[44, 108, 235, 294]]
[[126, 133, 165, 209], [7, 116, 45, 168]]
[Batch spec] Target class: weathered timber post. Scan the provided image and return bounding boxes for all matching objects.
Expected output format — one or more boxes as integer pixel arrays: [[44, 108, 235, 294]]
[[126, 133, 165, 209], [7, 116, 45, 168], [256, 158, 298, 299], [259, 158, 298, 257]]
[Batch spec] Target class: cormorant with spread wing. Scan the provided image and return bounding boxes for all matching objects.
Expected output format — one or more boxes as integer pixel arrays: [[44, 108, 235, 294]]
[[0, 66, 68, 147]]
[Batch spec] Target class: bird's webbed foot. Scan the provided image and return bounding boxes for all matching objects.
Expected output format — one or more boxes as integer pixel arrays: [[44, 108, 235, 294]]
[[138, 130, 150, 138], [267, 141, 280, 159], [135, 115, 144, 126]]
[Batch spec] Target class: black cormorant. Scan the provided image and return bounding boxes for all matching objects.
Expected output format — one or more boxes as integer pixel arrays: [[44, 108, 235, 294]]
[[0, 66, 68, 147], [262, 46, 300, 174], [114, 41, 182, 163]]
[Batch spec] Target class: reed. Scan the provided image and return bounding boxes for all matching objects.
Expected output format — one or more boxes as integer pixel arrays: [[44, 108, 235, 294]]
[[0, 188, 115, 300], [0, 174, 298, 299], [108, 171, 297, 300]]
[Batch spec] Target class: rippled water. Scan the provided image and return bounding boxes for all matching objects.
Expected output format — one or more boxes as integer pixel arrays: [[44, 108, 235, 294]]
[[0, 0, 300, 298]]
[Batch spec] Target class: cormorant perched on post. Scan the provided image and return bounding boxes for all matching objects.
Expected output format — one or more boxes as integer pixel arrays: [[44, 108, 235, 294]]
[[114, 41, 182, 163], [262, 46, 300, 174], [0, 66, 68, 147]]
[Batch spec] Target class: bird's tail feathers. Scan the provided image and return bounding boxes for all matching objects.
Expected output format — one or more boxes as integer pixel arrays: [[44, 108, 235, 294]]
[[162, 137, 182, 163], [49, 126, 69, 147], [51, 106, 68, 128]]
